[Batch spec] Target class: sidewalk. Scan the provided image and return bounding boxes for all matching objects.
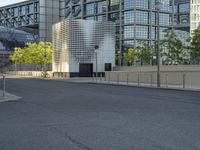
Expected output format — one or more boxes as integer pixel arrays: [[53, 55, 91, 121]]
[[41, 77, 200, 91], [0, 90, 20, 103]]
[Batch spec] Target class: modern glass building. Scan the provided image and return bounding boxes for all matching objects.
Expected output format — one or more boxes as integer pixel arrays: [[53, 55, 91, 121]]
[[0, 26, 35, 67], [0, 0, 172, 66], [65, 0, 171, 59], [0, 0, 61, 42], [190, 0, 200, 34], [170, 0, 190, 32]]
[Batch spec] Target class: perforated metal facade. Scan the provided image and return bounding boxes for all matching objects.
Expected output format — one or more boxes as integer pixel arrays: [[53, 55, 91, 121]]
[[53, 19, 115, 74]]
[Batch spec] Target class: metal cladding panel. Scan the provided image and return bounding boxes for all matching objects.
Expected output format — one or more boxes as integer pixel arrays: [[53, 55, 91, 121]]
[[53, 19, 115, 73]]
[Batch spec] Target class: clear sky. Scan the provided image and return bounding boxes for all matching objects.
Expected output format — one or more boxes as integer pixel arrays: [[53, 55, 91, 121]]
[[0, 0, 27, 7]]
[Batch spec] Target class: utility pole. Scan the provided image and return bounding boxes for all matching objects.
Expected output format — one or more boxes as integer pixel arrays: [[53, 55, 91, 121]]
[[95, 45, 99, 82], [43, 38, 47, 78], [156, 0, 161, 88]]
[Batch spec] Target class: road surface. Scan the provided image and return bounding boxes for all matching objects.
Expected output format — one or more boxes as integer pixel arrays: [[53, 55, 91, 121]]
[[0, 78, 200, 150]]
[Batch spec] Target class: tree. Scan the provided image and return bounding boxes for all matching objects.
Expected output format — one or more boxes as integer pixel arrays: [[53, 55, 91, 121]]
[[190, 27, 200, 64], [161, 30, 184, 65], [137, 41, 153, 66], [124, 48, 138, 66], [9, 42, 52, 65]]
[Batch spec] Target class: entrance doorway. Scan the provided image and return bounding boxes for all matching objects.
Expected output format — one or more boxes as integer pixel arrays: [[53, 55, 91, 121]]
[[79, 63, 93, 77]]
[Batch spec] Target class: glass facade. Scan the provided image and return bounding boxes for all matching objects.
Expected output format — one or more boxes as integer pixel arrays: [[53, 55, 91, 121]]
[[64, 0, 170, 54], [0, 1, 39, 27], [190, 0, 200, 33], [0, 0, 172, 66], [0, 26, 35, 67], [170, 0, 190, 32]]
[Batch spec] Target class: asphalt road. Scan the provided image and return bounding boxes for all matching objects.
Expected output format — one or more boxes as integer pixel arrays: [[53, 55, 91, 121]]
[[0, 78, 200, 150]]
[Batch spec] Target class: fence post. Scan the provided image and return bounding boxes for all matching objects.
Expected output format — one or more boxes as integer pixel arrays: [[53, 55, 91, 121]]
[[127, 72, 129, 86], [108, 72, 110, 84], [92, 73, 94, 82], [165, 74, 168, 88], [3, 75, 5, 97], [151, 74, 153, 87], [138, 73, 140, 86], [117, 72, 119, 85], [183, 73, 186, 89]]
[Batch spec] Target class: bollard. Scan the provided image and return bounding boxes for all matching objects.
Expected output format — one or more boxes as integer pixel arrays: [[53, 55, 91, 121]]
[[100, 73, 102, 82], [3, 75, 5, 97], [117, 73, 119, 85], [183, 73, 186, 88], [108, 72, 110, 84], [138, 73, 140, 86], [92, 73, 94, 82], [165, 74, 168, 88], [127, 72, 129, 86], [151, 74, 153, 87]]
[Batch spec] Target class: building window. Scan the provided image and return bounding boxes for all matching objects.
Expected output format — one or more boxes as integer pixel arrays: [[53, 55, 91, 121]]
[[123, 11, 134, 24], [179, 3, 189, 13], [135, 0, 148, 9], [136, 25, 148, 39], [123, 0, 134, 9], [124, 25, 134, 39], [108, 12, 120, 24], [97, 1, 106, 14], [109, 0, 120, 11], [179, 14, 189, 24], [136, 11, 148, 24], [85, 3, 95, 15]]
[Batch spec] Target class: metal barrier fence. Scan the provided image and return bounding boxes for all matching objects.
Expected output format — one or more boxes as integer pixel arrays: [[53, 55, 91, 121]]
[[92, 71, 200, 90]]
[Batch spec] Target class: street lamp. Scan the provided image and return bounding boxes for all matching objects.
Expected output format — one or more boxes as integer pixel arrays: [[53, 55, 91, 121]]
[[95, 45, 99, 82], [43, 38, 47, 78], [156, 0, 161, 88]]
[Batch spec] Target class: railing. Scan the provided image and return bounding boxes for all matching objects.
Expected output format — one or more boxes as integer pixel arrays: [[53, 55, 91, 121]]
[[92, 71, 200, 90]]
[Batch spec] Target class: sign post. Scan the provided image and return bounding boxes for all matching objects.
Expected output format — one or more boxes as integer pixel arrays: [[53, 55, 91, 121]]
[[95, 45, 99, 82]]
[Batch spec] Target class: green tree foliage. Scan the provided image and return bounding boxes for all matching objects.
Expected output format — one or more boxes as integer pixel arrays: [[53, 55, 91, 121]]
[[124, 48, 138, 66], [161, 30, 185, 64], [190, 27, 200, 64], [137, 41, 153, 66], [9, 42, 52, 64]]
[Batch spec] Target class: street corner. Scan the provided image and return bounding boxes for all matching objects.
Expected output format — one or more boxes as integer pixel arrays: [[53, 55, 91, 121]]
[[0, 91, 21, 103]]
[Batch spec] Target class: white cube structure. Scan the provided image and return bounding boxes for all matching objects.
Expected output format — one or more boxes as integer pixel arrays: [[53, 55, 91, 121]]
[[52, 19, 115, 77]]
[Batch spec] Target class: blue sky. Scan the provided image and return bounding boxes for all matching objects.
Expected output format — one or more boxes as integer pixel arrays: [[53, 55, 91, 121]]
[[0, 0, 26, 7]]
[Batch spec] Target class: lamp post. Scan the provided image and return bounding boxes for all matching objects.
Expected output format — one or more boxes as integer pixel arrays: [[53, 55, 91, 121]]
[[95, 45, 99, 82], [156, 0, 161, 88], [43, 38, 47, 78]]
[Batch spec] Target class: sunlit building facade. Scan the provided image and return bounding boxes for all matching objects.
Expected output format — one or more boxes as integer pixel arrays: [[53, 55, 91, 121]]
[[190, 0, 200, 34]]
